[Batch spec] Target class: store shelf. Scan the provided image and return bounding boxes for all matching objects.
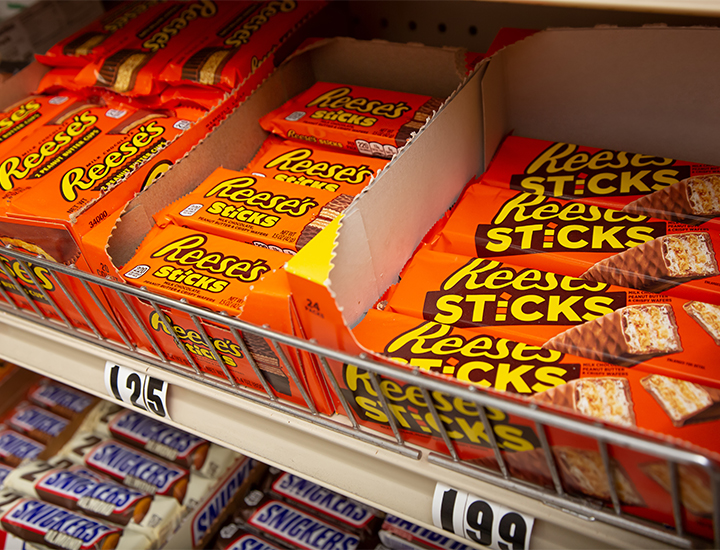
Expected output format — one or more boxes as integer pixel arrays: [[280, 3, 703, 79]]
[[0, 310, 683, 550]]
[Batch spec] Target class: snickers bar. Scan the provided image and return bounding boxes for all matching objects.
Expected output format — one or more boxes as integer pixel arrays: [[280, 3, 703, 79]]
[[6, 403, 70, 444], [63, 433, 189, 503], [28, 380, 97, 419], [5, 459, 153, 526], [265, 469, 381, 537], [0, 428, 45, 467], [0, 490, 123, 550], [229, 492, 360, 550]]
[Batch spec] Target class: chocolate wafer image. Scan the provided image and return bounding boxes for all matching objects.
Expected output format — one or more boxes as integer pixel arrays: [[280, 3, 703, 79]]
[[581, 233, 719, 292], [243, 332, 290, 396], [642, 462, 712, 517], [96, 48, 150, 94], [63, 32, 107, 57], [554, 446, 645, 507], [395, 97, 443, 147], [622, 174, 720, 225], [684, 300, 720, 345], [531, 377, 636, 427], [543, 304, 682, 367], [641, 374, 720, 427], [473, 446, 644, 506], [297, 194, 354, 249], [182, 47, 234, 86]]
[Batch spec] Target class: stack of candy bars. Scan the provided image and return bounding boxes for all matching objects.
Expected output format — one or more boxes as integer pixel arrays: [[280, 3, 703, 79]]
[[0, 0, 326, 342], [0, 363, 264, 550], [344, 134, 720, 539], [115, 78, 447, 412]]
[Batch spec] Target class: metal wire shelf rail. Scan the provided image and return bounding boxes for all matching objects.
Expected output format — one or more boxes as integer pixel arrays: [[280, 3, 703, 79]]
[[0, 243, 717, 549]]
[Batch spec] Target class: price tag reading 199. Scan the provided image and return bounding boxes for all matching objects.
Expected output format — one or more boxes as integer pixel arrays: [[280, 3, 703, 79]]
[[104, 361, 170, 420], [432, 483, 534, 550]]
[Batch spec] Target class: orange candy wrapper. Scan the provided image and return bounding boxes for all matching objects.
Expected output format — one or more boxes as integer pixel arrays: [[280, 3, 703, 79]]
[[74, 1, 254, 97], [159, 0, 325, 92], [483, 134, 720, 231], [428, 181, 720, 305], [155, 167, 356, 254], [259, 81, 443, 158], [36, 0, 169, 68], [245, 135, 387, 194], [119, 224, 332, 412], [348, 309, 718, 539], [383, 246, 720, 389]]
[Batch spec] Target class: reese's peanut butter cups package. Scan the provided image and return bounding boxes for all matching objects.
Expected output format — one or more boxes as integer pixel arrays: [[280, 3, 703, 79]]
[[74, 1, 252, 98], [429, 181, 720, 304], [383, 246, 720, 389], [155, 167, 356, 254], [259, 82, 444, 158], [159, 0, 324, 92], [245, 135, 388, 194], [37, 0, 170, 68], [483, 134, 720, 231]]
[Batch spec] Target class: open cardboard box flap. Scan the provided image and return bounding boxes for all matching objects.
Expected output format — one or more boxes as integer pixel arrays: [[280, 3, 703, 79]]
[[108, 36, 469, 269], [287, 25, 720, 347]]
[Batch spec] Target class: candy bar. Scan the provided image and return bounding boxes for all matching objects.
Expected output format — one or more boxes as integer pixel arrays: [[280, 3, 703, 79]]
[[61, 433, 189, 503], [581, 233, 719, 292], [264, 468, 383, 537], [641, 462, 712, 517], [543, 304, 683, 367], [380, 515, 475, 550], [259, 82, 443, 158], [5, 403, 70, 445], [0, 428, 45, 467], [683, 300, 720, 345], [226, 491, 361, 550], [530, 377, 636, 427], [4, 459, 153, 526], [215, 525, 289, 550], [640, 374, 720, 427], [27, 380, 98, 420], [622, 175, 720, 226]]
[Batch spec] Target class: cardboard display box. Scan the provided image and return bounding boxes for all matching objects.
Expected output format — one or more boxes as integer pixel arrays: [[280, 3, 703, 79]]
[[279, 28, 720, 539], [104, 37, 471, 413]]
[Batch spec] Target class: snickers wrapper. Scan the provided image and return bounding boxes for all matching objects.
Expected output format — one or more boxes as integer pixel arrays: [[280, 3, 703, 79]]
[[0, 428, 45, 467], [27, 380, 98, 420], [61, 433, 189, 503], [0, 488, 125, 550], [543, 304, 683, 367], [263, 468, 383, 538], [640, 374, 720, 427], [4, 459, 153, 526], [5, 402, 70, 445], [214, 524, 289, 550], [227, 492, 361, 550]]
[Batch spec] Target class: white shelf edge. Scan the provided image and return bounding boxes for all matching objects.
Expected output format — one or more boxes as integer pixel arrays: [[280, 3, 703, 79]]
[[0, 311, 682, 550], [472, 0, 720, 16]]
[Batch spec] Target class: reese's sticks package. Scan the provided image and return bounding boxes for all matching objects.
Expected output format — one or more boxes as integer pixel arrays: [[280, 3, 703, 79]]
[[245, 135, 388, 194], [119, 224, 333, 413], [159, 0, 324, 92], [383, 246, 720, 389], [154, 167, 355, 254], [482, 134, 720, 231], [259, 82, 444, 158], [428, 181, 720, 305]]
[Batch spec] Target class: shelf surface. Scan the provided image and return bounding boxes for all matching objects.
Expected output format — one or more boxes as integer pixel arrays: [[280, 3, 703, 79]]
[[0, 311, 683, 550]]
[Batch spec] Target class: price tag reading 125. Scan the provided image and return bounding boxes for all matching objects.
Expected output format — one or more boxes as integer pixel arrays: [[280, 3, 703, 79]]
[[104, 361, 170, 420], [432, 483, 534, 550]]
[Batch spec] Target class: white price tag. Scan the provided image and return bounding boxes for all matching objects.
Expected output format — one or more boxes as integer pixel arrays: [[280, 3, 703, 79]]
[[104, 361, 170, 420], [432, 483, 534, 550]]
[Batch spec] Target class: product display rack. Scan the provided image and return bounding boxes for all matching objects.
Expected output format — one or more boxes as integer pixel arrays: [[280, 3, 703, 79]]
[[1, 1, 720, 549]]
